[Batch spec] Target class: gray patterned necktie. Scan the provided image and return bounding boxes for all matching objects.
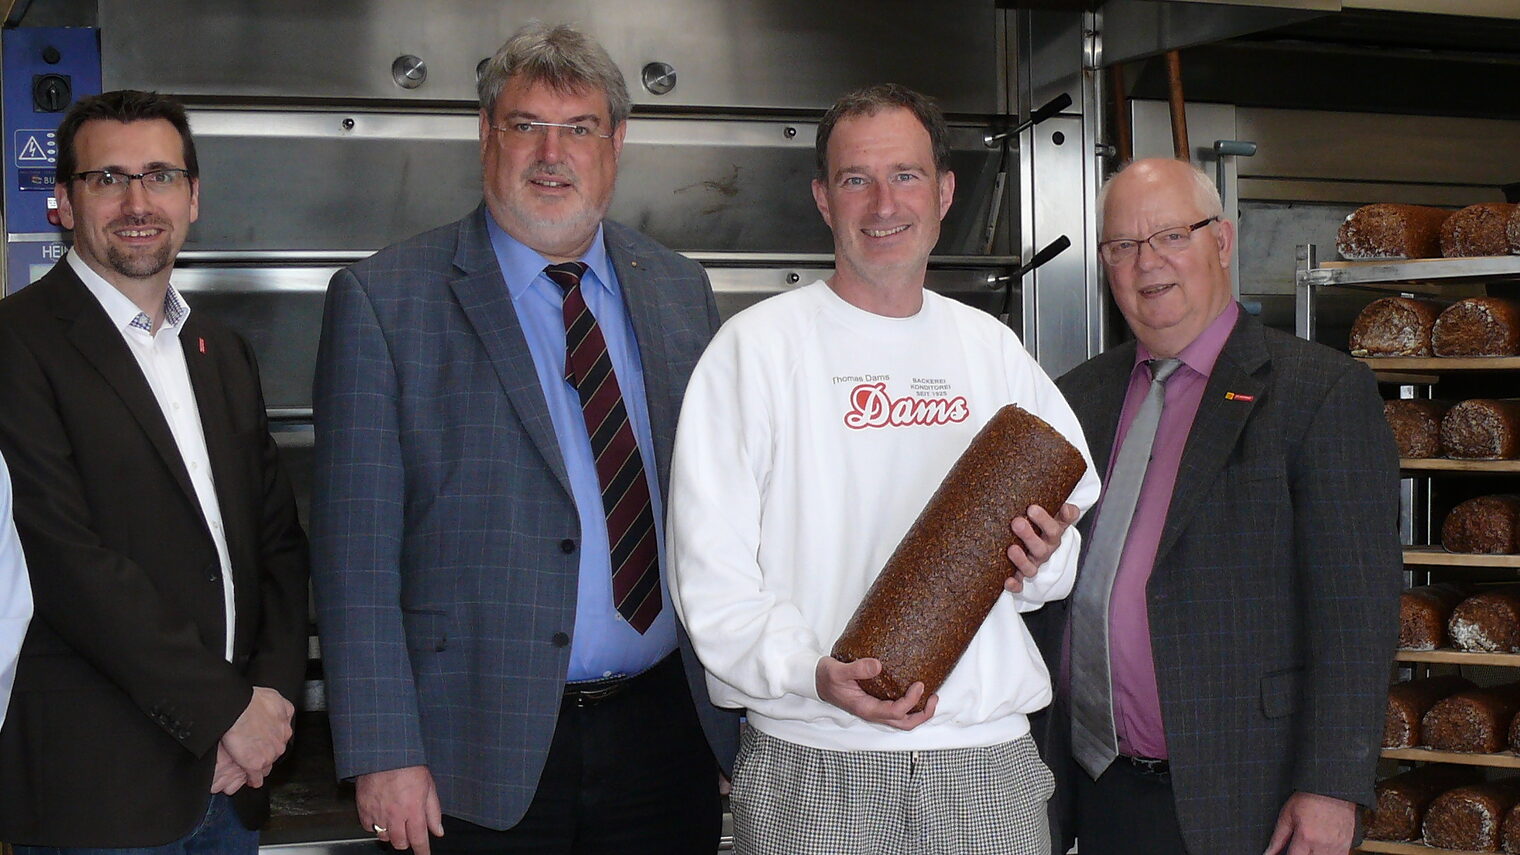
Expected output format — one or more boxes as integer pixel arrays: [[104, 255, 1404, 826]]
[[1070, 357, 1183, 779]]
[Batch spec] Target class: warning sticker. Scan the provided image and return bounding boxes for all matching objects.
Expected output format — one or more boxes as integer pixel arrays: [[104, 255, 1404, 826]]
[[14, 129, 58, 167]]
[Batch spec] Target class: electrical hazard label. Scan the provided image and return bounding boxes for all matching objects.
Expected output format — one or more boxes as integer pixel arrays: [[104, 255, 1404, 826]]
[[14, 129, 58, 166]]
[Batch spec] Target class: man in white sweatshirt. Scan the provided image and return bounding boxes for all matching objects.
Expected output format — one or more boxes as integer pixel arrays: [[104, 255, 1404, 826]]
[[667, 84, 1101, 855]]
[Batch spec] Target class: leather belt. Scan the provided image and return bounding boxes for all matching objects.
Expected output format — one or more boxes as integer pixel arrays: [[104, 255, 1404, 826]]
[[563, 673, 632, 707], [1120, 754, 1170, 776], [562, 654, 675, 709]]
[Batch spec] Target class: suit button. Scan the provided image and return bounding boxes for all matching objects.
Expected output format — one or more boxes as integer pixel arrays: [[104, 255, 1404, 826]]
[[560, 539, 576, 554], [551, 632, 570, 647]]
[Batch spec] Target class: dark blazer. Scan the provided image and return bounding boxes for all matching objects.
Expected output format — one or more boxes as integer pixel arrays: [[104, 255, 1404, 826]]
[[1033, 308, 1401, 855], [0, 260, 309, 846], [311, 206, 741, 830]]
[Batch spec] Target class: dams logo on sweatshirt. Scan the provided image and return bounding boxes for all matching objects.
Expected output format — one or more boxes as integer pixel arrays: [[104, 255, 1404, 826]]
[[843, 381, 969, 429]]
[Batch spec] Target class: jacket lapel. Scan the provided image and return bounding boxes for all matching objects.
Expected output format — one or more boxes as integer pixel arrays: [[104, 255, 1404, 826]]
[[50, 266, 202, 513], [179, 318, 248, 654], [605, 224, 674, 474], [1153, 311, 1269, 566], [447, 205, 573, 499]]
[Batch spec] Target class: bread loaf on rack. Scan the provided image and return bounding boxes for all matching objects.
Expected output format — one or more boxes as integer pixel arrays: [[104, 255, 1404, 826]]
[[1444, 496, 1520, 554], [1433, 297, 1520, 357], [1365, 764, 1483, 841], [1349, 297, 1444, 357], [1387, 675, 1479, 748], [1451, 588, 1520, 653], [1421, 681, 1520, 753], [1386, 399, 1450, 458], [1441, 202, 1519, 258], [1443, 399, 1520, 459], [830, 404, 1086, 708], [1402, 583, 1473, 649], [1424, 779, 1520, 851], [1338, 203, 1452, 260], [1509, 204, 1520, 255], [1502, 798, 1520, 854]]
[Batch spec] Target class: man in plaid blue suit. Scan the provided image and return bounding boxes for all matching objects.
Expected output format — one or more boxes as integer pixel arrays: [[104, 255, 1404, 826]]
[[312, 22, 738, 855]]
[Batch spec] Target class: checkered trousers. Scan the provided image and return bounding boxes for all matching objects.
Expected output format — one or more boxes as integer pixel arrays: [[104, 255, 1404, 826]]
[[730, 728, 1054, 855]]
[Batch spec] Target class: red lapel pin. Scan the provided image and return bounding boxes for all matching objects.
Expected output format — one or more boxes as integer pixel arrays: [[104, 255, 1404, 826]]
[[198, 337, 206, 354], [1225, 392, 1254, 402]]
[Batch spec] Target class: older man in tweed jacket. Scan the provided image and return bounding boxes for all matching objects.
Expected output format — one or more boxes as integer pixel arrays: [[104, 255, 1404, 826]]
[[1032, 158, 1401, 855]]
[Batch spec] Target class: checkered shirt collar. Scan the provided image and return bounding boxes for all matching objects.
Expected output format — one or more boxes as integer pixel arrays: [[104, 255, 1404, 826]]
[[68, 248, 192, 335]]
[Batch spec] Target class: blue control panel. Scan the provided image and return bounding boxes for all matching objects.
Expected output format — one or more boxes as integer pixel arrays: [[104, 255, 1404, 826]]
[[3, 27, 100, 293]]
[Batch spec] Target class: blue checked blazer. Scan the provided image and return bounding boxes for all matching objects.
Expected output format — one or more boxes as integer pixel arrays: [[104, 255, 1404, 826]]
[[1030, 309, 1402, 855], [311, 205, 739, 830]]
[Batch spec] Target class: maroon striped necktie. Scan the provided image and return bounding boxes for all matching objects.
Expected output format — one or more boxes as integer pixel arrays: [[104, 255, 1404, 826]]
[[544, 261, 661, 633]]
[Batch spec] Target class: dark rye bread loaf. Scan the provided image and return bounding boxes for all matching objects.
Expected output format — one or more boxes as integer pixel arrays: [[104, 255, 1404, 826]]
[[1442, 202, 1519, 258], [1444, 496, 1520, 554], [1350, 297, 1444, 357], [1510, 204, 1520, 255], [1402, 583, 1471, 649], [1434, 298, 1520, 357], [1338, 203, 1452, 260], [1509, 704, 1520, 753], [1452, 588, 1520, 653], [1425, 779, 1520, 851], [1443, 399, 1520, 459], [1504, 799, 1520, 854], [1387, 675, 1478, 747], [1386, 399, 1450, 458], [1422, 681, 1520, 753], [831, 404, 1086, 707], [1366, 764, 1483, 841]]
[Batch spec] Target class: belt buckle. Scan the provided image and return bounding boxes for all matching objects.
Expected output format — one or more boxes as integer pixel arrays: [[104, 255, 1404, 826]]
[[564, 674, 629, 708], [1126, 755, 1170, 776]]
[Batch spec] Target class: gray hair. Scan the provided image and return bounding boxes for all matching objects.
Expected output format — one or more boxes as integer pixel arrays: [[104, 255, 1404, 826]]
[[477, 22, 631, 127], [1096, 159, 1225, 240]]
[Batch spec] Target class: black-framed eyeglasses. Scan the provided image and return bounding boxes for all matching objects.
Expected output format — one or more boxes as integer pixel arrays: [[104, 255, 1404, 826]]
[[70, 168, 192, 197], [488, 121, 614, 146], [1098, 217, 1218, 265]]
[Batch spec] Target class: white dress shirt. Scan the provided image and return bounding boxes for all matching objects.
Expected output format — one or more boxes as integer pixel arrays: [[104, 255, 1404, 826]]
[[68, 250, 236, 661], [0, 450, 31, 729]]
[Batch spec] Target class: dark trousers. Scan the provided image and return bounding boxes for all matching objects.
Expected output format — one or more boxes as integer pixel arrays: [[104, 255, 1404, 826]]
[[1072, 757, 1189, 855], [434, 655, 721, 855], [13, 796, 257, 855]]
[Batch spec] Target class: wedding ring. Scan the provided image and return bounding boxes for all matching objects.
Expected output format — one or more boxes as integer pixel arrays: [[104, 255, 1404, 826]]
[[373, 824, 387, 834]]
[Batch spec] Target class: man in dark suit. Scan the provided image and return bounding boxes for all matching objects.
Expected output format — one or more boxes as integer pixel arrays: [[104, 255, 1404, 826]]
[[1039, 157, 1401, 855], [0, 90, 309, 854], [311, 22, 738, 855]]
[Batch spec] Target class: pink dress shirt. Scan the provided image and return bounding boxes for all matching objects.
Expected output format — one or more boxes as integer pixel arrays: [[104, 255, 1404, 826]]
[[1108, 302, 1239, 759]]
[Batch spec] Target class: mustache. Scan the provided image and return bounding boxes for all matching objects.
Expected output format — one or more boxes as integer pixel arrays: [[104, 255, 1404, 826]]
[[106, 214, 171, 231], [522, 161, 577, 184]]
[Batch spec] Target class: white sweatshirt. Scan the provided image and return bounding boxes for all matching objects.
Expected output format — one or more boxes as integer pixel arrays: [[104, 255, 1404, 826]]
[[669, 281, 1100, 752]]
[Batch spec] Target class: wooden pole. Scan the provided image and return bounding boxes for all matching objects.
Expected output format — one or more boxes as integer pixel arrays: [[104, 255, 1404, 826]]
[[1165, 49, 1189, 161], [1109, 63, 1132, 163]]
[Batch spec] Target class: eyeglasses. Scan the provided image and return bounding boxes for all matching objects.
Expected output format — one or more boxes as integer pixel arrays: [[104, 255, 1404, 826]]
[[488, 121, 614, 147], [1097, 217, 1219, 265], [70, 168, 192, 197]]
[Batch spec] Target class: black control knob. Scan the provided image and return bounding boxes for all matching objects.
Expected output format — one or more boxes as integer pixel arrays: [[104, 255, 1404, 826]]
[[33, 74, 71, 113]]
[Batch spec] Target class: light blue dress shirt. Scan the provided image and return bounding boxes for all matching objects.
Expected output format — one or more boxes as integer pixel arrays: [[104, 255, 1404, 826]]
[[486, 215, 677, 681], [0, 450, 32, 729]]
